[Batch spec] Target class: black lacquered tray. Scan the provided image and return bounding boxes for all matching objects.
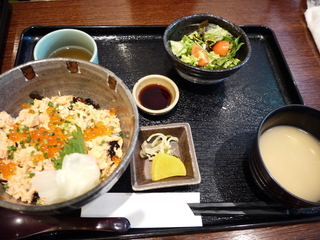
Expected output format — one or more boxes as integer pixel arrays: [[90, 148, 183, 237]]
[[14, 25, 312, 239]]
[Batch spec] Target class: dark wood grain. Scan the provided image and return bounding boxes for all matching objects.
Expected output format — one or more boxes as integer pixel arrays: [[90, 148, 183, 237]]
[[1, 0, 320, 239]]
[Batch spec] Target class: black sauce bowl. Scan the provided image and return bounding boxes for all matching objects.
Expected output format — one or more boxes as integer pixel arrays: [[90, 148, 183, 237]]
[[250, 104, 320, 207]]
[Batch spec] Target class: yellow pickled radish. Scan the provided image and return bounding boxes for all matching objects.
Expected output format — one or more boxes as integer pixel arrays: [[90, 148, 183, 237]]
[[151, 153, 186, 181]]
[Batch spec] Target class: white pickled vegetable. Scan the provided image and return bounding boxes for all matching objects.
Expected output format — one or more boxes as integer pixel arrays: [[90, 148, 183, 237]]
[[32, 153, 100, 205], [140, 133, 179, 160]]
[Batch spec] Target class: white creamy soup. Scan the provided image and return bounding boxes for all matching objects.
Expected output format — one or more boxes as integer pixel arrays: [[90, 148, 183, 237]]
[[259, 125, 320, 202]]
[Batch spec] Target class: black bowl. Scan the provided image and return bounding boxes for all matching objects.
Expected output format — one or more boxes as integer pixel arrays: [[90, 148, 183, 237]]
[[250, 104, 320, 207], [163, 13, 251, 84]]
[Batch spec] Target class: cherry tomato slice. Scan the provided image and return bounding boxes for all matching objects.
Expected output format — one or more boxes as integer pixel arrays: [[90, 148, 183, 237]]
[[191, 45, 209, 66], [212, 41, 230, 56]]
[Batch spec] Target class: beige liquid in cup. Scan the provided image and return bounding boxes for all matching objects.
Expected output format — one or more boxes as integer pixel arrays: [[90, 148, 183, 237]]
[[259, 125, 320, 202], [48, 46, 92, 61]]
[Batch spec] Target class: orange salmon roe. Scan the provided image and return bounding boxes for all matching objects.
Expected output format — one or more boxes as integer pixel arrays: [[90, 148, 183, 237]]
[[8, 124, 29, 142], [21, 103, 31, 109], [109, 108, 116, 116], [111, 155, 122, 166], [83, 121, 113, 141], [8, 106, 69, 160], [31, 154, 45, 163], [30, 126, 67, 158], [0, 161, 16, 179]]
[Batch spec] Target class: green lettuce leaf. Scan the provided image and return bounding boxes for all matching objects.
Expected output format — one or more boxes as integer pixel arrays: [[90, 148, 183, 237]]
[[168, 23, 244, 70], [52, 125, 86, 169]]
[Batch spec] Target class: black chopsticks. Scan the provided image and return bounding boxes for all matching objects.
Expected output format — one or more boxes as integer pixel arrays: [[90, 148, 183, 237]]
[[188, 201, 320, 216]]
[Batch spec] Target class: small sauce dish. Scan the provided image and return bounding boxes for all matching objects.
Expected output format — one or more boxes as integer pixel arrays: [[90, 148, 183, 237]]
[[132, 74, 179, 115]]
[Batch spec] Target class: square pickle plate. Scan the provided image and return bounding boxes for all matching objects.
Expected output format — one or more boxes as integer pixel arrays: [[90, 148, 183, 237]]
[[130, 123, 201, 191]]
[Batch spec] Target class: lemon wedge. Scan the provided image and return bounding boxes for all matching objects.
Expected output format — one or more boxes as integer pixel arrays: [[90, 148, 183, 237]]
[[151, 153, 187, 181]]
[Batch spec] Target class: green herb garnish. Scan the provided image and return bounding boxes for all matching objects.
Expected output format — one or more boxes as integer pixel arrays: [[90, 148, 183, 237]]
[[28, 171, 35, 178], [52, 125, 86, 169]]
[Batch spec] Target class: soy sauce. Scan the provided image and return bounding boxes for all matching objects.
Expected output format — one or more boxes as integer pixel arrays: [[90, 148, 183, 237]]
[[139, 84, 172, 110]]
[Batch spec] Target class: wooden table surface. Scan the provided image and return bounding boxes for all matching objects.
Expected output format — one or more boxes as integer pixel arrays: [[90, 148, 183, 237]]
[[2, 0, 320, 239]]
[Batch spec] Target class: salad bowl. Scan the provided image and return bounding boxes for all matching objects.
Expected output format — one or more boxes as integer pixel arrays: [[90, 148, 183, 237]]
[[163, 13, 251, 84]]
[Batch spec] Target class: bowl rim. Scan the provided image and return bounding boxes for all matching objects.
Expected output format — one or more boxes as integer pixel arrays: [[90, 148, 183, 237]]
[[163, 13, 252, 73]]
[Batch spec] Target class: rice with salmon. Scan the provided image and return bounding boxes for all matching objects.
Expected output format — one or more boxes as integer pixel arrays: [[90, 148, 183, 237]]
[[0, 95, 123, 205]]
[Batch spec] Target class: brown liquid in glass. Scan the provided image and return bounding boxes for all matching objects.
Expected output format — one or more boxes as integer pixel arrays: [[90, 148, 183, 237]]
[[49, 46, 92, 61]]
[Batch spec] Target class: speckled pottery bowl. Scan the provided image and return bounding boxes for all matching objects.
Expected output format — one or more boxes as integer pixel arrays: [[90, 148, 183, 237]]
[[0, 58, 139, 214], [163, 13, 251, 84]]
